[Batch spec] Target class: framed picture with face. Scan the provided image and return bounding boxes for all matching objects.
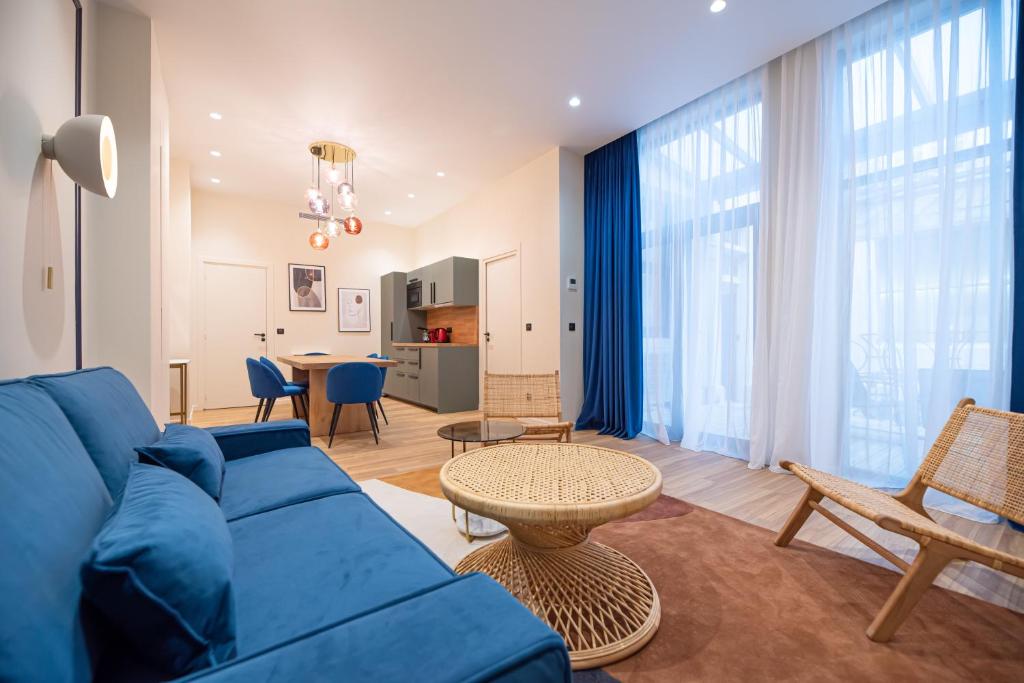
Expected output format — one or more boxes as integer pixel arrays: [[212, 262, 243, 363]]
[[288, 264, 326, 312], [337, 288, 371, 332]]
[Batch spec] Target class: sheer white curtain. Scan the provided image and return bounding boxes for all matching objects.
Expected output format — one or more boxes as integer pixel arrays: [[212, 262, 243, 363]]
[[749, 42, 824, 472], [638, 70, 764, 458], [805, 0, 1017, 491]]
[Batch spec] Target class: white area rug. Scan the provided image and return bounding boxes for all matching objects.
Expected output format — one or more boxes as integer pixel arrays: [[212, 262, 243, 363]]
[[360, 479, 504, 568]]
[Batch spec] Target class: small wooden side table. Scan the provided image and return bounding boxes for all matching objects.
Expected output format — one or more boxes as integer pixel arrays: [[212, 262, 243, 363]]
[[169, 359, 190, 424], [441, 443, 663, 670]]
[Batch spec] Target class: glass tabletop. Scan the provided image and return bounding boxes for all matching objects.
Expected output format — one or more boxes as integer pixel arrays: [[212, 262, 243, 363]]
[[437, 420, 525, 443]]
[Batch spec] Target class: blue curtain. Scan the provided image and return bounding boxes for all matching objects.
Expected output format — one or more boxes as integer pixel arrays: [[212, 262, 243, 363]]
[[1012, 0, 1024, 414], [1011, 0, 1023, 531], [575, 132, 644, 438]]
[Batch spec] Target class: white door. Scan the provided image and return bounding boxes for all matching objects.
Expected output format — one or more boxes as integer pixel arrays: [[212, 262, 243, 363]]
[[484, 253, 522, 373], [203, 262, 269, 408]]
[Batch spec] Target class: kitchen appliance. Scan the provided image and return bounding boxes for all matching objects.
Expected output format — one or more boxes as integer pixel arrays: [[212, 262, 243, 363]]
[[417, 327, 452, 343], [406, 279, 422, 309]]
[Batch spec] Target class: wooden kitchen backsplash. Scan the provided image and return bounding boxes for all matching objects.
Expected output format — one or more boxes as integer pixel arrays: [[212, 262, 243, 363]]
[[426, 306, 479, 344]]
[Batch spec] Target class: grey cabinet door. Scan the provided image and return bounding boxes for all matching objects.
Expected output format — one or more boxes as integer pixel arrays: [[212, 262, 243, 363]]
[[431, 258, 455, 306], [380, 273, 395, 356], [451, 257, 479, 306], [418, 348, 439, 408]]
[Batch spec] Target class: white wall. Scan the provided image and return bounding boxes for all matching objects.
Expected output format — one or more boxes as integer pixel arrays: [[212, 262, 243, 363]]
[[558, 148, 585, 421], [84, 2, 169, 421], [0, 0, 81, 377], [412, 146, 584, 418], [189, 189, 416, 410]]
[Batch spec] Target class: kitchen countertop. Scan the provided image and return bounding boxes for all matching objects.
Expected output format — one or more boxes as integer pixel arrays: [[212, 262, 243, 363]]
[[392, 342, 478, 348]]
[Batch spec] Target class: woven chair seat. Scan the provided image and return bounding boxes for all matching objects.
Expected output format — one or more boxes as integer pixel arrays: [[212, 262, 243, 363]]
[[787, 462, 1024, 570]]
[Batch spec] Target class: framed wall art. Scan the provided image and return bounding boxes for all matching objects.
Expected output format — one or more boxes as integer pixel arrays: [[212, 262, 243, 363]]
[[338, 287, 370, 332]]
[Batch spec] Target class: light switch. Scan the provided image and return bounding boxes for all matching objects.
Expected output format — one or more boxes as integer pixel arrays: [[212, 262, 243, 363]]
[[566, 276, 578, 292]]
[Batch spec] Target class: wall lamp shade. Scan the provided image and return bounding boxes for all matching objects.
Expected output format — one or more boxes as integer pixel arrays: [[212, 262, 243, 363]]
[[41, 115, 118, 198]]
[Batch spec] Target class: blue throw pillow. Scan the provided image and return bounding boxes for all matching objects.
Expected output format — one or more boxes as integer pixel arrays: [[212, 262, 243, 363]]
[[80, 463, 237, 675], [136, 424, 226, 501]]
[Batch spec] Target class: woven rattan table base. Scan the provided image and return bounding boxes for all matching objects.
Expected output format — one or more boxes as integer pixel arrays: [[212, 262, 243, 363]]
[[455, 531, 661, 670]]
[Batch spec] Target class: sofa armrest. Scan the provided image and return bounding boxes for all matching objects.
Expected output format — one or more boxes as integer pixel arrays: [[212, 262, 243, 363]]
[[182, 574, 570, 683], [206, 420, 311, 460]]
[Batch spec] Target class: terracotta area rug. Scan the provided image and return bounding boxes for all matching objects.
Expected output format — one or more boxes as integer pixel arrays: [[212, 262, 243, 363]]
[[377, 466, 1024, 682]]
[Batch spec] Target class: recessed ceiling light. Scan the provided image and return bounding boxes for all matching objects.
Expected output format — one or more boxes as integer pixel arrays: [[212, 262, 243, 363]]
[[209, 150, 222, 157], [209, 112, 223, 120], [710, 0, 727, 13], [568, 96, 581, 108], [407, 193, 416, 199], [436, 171, 446, 177], [211, 177, 221, 184], [384, 210, 392, 216]]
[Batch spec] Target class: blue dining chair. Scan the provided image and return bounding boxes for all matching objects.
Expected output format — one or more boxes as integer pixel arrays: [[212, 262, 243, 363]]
[[367, 353, 390, 426], [326, 362, 384, 446], [260, 356, 307, 387], [246, 358, 308, 423], [260, 356, 309, 418]]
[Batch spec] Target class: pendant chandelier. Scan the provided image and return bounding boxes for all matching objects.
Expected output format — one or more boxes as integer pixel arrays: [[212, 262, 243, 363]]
[[300, 141, 362, 250]]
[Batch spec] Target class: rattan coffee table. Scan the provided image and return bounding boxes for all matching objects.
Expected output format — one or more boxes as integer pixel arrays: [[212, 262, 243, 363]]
[[440, 443, 663, 670]]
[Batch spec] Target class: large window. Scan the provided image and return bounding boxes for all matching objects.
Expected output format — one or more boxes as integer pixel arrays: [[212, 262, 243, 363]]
[[820, 0, 1016, 485], [638, 71, 763, 457]]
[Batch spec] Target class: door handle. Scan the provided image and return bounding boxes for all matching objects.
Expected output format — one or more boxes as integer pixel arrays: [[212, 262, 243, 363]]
[[254, 333, 266, 342], [390, 322, 393, 341]]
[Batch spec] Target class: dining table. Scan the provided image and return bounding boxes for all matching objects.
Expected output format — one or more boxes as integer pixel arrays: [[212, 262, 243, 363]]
[[277, 354, 398, 437]]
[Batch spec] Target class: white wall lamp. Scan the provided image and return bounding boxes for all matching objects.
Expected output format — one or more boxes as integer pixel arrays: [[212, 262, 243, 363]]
[[41, 114, 118, 198]]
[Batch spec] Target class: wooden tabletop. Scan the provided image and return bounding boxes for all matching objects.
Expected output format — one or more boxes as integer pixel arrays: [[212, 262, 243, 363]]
[[277, 354, 399, 370]]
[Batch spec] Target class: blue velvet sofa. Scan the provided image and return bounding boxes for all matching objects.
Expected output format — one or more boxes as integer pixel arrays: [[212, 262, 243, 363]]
[[0, 367, 570, 682]]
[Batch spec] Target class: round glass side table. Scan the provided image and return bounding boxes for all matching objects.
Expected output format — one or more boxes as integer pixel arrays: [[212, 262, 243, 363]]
[[437, 420, 525, 541]]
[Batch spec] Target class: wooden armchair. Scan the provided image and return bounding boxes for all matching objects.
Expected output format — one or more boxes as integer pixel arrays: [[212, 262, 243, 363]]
[[775, 398, 1024, 642], [483, 371, 573, 443]]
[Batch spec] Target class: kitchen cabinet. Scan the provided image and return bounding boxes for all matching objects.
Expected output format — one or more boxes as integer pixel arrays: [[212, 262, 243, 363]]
[[380, 272, 424, 359], [386, 344, 478, 412], [411, 256, 478, 309]]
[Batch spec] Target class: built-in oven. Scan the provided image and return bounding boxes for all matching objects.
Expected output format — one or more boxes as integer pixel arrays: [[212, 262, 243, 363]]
[[406, 279, 422, 309]]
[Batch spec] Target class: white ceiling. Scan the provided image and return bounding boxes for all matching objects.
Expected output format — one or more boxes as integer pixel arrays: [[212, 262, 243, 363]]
[[107, 0, 884, 227]]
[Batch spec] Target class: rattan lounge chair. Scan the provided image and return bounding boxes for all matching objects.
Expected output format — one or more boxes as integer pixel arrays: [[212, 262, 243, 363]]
[[775, 398, 1024, 642], [483, 371, 573, 443]]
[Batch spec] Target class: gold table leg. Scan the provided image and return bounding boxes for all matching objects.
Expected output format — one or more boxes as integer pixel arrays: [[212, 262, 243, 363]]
[[454, 523, 660, 670]]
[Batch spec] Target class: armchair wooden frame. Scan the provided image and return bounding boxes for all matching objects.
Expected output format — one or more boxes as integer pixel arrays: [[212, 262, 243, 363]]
[[775, 398, 1024, 642], [483, 371, 573, 443]]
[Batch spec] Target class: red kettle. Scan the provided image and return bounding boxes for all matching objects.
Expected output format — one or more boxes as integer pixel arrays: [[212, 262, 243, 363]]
[[433, 327, 450, 343]]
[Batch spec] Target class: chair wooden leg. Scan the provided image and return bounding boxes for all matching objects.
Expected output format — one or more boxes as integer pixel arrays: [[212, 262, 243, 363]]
[[866, 541, 954, 642], [254, 398, 265, 423], [775, 485, 824, 547], [302, 395, 310, 422], [328, 404, 342, 447], [290, 395, 299, 419], [377, 399, 388, 425], [262, 398, 276, 422]]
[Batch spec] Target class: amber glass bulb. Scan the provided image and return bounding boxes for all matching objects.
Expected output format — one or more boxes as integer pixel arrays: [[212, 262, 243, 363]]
[[343, 215, 363, 235], [309, 231, 329, 250]]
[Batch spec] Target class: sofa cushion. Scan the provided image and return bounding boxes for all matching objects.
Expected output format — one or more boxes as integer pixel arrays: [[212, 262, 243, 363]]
[[0, 380, 112, 682], [179, 575, 572, 683], [81, 463, 237, 676], [219, 446, 360, 521], [227, 492, 453, 655], [31, 367, 160, 497], [137, 423, 226, 501]]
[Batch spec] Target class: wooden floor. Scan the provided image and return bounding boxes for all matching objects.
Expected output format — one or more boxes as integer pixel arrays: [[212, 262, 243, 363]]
[[193, 397, 1024, 614]]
